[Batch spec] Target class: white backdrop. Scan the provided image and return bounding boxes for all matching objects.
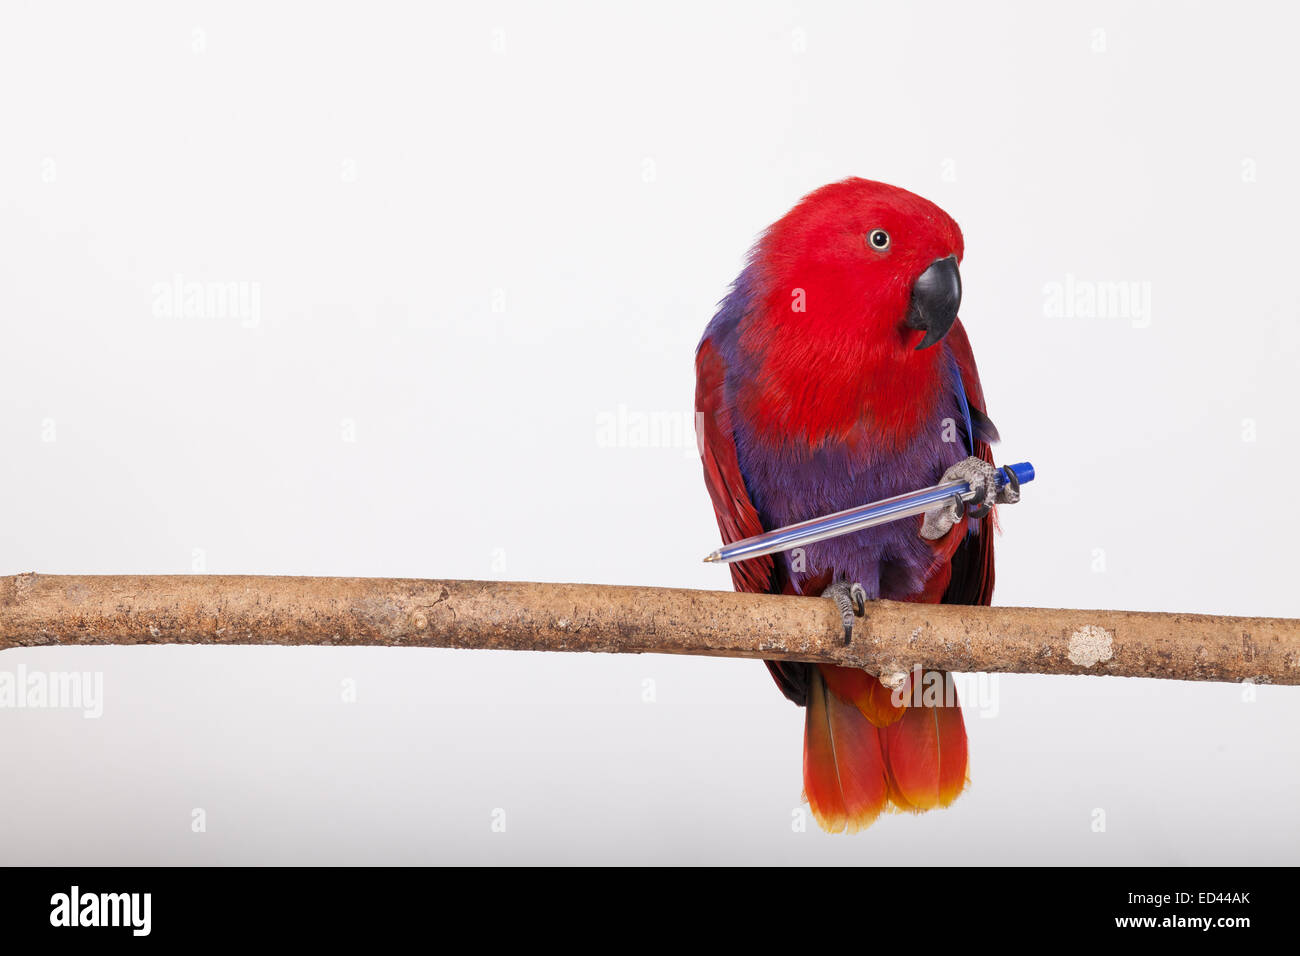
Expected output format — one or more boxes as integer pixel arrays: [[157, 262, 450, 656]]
[[2, 1, 1297, 864]]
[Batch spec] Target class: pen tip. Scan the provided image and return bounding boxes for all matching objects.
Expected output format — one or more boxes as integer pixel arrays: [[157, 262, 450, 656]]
[[702, 552, 720, 563]]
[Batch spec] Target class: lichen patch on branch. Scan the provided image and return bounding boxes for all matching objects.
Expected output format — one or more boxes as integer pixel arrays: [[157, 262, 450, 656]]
[[1067, 625, 1115, 668]]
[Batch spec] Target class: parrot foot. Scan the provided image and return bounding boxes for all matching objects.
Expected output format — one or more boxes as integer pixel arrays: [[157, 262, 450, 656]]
[[920, 456, 1021, 540], [824, 581, 869, 645], [879, 669, 911, 690]]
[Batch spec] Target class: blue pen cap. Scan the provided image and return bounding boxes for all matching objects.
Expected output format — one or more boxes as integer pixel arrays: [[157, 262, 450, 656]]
[[1001, 461, 1035, 486]]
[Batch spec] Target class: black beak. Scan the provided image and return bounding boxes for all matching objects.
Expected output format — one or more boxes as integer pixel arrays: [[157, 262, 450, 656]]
[[905, 255, 961, 350]]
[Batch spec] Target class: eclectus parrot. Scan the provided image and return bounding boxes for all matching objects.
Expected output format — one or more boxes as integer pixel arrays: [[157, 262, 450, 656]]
[[695, 178, 1019, 833]]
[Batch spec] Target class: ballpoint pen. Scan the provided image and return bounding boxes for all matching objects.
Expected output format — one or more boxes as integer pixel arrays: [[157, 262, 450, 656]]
[[703, 461, 1035, 565]]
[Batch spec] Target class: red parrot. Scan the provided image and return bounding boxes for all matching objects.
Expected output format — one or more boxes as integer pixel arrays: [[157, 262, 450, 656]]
[[695, 178, 1019, 832]]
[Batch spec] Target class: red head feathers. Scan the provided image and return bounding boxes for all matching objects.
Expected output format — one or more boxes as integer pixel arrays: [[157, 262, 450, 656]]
[[736, 178, 966, 450]]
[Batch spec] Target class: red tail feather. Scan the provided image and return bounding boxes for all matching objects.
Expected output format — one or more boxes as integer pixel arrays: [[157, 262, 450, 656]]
[[881, 671, 969, 811], [803, 668, 890, 833]]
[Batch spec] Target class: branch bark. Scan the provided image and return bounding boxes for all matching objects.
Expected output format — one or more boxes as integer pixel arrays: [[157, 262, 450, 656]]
[[0, 573, 1296, 684]]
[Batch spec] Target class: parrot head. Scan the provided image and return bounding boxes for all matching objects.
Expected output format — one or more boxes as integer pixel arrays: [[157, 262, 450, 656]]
[[735, 178, 969, 448], [755, 177, 965, 352]]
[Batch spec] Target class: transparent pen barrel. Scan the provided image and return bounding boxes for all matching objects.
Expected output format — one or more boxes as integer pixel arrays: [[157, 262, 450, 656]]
[[714, 479, 972, 564]]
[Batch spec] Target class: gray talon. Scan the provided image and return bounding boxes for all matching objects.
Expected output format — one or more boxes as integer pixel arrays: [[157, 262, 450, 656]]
[[849, 583, 867, 616], [825, 580, 870, 645]]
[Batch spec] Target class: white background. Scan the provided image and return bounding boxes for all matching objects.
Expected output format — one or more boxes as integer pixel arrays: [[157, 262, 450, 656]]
[[2, 1, 1297, 864]]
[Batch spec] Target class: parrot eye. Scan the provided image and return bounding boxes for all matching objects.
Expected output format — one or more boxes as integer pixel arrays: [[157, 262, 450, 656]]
[[866, 229, 891, 252]]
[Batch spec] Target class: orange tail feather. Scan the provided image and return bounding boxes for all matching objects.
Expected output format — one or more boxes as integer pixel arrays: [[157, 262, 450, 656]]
[[803, 668, 889, 833], [881, 670, 969, 812]]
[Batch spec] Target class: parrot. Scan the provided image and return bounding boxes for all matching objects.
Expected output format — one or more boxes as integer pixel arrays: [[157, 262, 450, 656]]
[[694, 177, 1020, 833]]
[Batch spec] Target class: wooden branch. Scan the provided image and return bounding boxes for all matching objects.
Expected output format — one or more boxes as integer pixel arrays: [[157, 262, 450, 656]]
[[1, 573, 1296, 684]]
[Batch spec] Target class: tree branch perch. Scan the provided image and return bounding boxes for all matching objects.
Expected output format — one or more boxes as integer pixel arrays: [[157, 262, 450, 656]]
[[1, 573, 1296, 684]]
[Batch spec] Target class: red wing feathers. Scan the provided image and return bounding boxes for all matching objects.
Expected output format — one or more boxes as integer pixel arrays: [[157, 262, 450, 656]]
[[695, 338, 775, 596], [697, 337, 810, 705], [936, 319, 996, 608]]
